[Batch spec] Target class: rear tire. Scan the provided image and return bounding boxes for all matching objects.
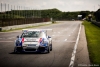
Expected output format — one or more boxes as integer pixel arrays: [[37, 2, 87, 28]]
[[47, 46, 50, 53], [50, 44, 52, 51], [14, 47, 22, 53], [14, 47, 18, 53]]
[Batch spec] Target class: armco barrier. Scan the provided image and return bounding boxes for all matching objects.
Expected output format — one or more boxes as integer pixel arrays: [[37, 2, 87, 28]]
[[0, 18, 50, 27], [91, 20, 100, 27], [0, 22, 52, 31]]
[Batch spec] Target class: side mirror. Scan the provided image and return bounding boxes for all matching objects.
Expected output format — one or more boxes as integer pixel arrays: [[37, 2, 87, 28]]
[[17, 35, 19, 38]]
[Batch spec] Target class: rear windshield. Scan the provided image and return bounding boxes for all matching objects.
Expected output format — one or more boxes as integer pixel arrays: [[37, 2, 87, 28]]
[[21, 31, 40, 38]]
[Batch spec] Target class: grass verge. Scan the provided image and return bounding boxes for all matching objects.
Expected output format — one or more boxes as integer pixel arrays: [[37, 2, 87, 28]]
[[82, 21, 100, 66]]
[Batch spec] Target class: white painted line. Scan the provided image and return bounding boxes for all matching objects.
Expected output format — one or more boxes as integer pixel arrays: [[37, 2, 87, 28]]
[[53, 41, 75, 42], [52, 35, 67, 36], [52, 35, 55, 36], [69, 35, 71, 36], [69, 24, 81, 67], [0, 37, 15, 39], [64, 39, 67, 41], [66, 41, 76, 42], [8, 37, 15, 39], [8, 38, 12, 39], [59, 32, 60, 33], [0, 31, 21, 33], [58, 32, 60, 33], [0, 41, 14, 42], [0, 38, 6, 39], [52, 40, 61, 42]]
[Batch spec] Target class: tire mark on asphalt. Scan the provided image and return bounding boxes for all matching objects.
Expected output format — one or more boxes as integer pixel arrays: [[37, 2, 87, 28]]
[[49, 49, 56, 67]]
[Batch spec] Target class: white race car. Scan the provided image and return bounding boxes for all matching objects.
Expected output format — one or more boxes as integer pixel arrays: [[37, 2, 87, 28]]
[[14, 29, 52, 53]]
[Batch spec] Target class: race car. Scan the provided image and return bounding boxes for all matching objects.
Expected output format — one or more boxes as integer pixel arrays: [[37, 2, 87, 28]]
[[14, 29, 52, 53]]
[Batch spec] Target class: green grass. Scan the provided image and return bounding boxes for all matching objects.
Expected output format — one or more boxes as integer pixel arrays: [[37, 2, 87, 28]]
[[82, 21, 100, 66]]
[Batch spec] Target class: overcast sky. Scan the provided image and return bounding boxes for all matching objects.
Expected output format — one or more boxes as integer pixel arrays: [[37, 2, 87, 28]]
[[0, 0, 100, 12]]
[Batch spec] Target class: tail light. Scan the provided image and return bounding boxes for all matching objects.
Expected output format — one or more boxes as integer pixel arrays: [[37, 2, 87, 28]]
[[39, 38, 42, 43], [22, 38, 24, 43]]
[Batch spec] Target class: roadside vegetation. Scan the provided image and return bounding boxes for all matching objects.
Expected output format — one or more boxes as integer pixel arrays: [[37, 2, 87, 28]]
[[82, 21, 100, 66], [0, 8, 93, 20]]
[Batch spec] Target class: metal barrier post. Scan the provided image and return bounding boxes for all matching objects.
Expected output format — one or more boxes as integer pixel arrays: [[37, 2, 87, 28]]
[[1, 3, 3, 27]]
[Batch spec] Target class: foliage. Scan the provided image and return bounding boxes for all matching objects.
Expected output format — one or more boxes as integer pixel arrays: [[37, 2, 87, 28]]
[[94, 9, 100, 21], [80, 11, 90, 19], [0, 14, 24, 19], [41, 10, 92, 20], [0, 8, 93, 20]]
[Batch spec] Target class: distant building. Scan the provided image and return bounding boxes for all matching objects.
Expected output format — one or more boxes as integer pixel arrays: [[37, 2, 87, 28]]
[[78, 15, 82, 20]]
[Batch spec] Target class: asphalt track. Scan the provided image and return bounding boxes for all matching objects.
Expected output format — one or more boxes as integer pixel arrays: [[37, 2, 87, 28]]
[[0, 21, 90, 67]]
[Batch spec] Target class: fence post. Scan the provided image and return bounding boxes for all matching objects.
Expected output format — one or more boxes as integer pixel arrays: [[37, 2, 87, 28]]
[[14, 5, 15, 19], [19, 6, 20, 17], [7, 4, 9, 19], [8, 4, 10, 26], [17, 6, 18, 25], [5, 3, 6, 19], [40, 10, 41, 18], [1, 3, 3, 27]]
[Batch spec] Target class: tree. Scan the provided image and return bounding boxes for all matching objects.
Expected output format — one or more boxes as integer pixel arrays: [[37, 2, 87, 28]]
[[80, 11, 90, 19], [94, 9, 100, 21]]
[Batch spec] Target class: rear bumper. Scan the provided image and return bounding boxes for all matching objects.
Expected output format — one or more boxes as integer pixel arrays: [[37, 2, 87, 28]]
[[15, 46, 48, 52]]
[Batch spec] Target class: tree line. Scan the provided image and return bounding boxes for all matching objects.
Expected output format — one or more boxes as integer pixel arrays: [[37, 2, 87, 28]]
[[0, 8, 99, 21], [94, 8, 100, 22]]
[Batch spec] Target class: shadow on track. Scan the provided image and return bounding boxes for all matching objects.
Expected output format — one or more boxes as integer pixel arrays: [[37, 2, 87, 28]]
[[9, 51, 48, 55]]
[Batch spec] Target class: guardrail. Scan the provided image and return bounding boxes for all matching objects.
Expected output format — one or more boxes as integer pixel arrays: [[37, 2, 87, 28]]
[[0, 21, 52, 31], [0, 3, 51, 27], [0, 18, 50, 27], [91, 20, 100, 27]]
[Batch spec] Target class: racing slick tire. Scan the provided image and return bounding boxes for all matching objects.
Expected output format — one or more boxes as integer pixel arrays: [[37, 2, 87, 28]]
[[14, 47, 18, 53], [14, 47, 23, 53], [47, 46, 50, 53], [50, 44, 52, 51]]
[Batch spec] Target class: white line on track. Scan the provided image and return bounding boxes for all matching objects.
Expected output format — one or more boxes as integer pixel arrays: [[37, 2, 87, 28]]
[[8, 37, 15, 39], [0, 37, 15, 39], [69, 24, 81, 67], [0, 31, 21, 33], [53, 41, 76, 43], [52, 35, 55, 36], [0, 41, 14, 42], [58, 32, 60, 33], [64, 39, 67, 41], [0, 38, 5, 39], [52, 35, 68, 36]]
